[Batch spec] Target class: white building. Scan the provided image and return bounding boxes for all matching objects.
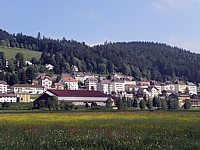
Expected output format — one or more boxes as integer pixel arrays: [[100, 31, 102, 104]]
[[97, 80, 111, 94], [111, 78, 125, 93], [187, 82, 197, 95], [59, 75, 78, 90], [174, 80, 187, 93], [34, 89, 115, 107], [161, 81, 175, 91], [0, 81, 8, 94], [0, 94, 17, 103], [45, 64, 54, 70], [12, 84, 44, 95], [85, 77, 98, 90], [38, 76, 53, 90], [74, 72, 94, 83]]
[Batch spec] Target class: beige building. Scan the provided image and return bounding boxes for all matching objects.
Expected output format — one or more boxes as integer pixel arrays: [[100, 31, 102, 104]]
[[174, 81, 187, 93], [85, 77, 98, 90]]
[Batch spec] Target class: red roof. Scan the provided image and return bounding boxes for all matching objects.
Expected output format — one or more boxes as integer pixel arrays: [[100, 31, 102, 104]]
[[48, 89, 108, 97], [39, 76, 52, 81]]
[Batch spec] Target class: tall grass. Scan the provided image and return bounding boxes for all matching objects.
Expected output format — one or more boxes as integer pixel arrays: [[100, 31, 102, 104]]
[[0, 111, 200, 149]]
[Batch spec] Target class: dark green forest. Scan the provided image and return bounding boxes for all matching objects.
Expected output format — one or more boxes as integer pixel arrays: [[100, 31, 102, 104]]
[[0, 28, 200, 83]]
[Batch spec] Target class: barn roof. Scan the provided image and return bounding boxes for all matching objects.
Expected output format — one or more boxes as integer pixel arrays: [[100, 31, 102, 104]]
[[48, 89, 108, 97]]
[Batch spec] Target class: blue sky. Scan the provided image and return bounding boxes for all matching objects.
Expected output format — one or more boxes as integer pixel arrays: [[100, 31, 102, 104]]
[[1, 0, 200, 53]]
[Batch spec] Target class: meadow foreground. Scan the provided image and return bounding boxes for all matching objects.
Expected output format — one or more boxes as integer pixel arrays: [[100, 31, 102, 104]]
[[0, 111, 200, 149]]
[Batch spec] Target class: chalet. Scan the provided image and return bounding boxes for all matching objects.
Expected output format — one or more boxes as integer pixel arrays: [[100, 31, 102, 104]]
[[34, 89, 115, 106], [38, 75, 53, 90], [59, 73, 78, 90], [147, 86, 159, 98]]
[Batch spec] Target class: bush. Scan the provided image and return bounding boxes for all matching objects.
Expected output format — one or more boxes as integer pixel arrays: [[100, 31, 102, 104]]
[[139, 100, 146, 110], [2, 102, 10, 108], [184, 99, 191, 109]]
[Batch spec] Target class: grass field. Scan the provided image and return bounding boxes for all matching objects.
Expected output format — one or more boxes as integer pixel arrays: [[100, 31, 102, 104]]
[[0, 111, 200, 149], [0, 47, 41, 60]]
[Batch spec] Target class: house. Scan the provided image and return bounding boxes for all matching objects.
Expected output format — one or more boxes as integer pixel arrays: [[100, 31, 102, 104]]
[[38, 76, 53, 90], [151, 81, 162, 94], [85, 77, 98, 90], [0, 80, 8, 94], [161, 81, 175, 91], [73, 72, 94, 83], [187, 82, 197, 95], [97, 80, 112, 94], [110, 78, 125, 93], [25, 61, 32, 66], [53, 83, 64, 90], [147, 86, 159, 98], [12, 84, 44, 95], [190, 99, 200, 107], [137, 78, 150, 86], [59, 73, 78, 90], [71, 65, 78, 72], [34, 89, 115, 106], [16, 93, 31, 102], [0, 94, 17, 103], [174, 80, 187, 93], [45, 64, 54, 70], [125, 84, 138, 93]]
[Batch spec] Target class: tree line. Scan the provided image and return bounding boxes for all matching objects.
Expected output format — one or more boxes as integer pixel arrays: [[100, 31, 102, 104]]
[[1, 29, 200, 83]]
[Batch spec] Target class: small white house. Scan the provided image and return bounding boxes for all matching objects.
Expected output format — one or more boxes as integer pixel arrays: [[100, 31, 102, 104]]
[[0, 94, 17, 103], [45, 64, 54, 70], [0, 80, 8, 94], [38, 76, 53, 90]]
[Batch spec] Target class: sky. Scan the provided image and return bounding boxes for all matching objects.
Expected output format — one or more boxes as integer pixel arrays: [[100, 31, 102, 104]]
[[1, 0, 200, 53]]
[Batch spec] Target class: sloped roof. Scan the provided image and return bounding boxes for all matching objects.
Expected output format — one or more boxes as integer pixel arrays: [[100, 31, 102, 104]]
[[0, 80, 7, 85], [39, 76, 52, 81], [12, 84, 43, 88], [187, 82, 196, 86], [62, 77, 77, 82], [48, 89, 108, 97]]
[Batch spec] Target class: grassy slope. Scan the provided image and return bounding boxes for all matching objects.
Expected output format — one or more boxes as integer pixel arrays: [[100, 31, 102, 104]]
[[0, 47, 41, 60]]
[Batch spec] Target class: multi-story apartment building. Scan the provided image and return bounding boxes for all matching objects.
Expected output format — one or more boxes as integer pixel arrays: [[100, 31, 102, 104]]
[[97, 80, 111, 94], [85, 77, 98, 90], [59, 73, 78, 90], [187, 82, 197, 95], [12, 84, 44, 95], [0, 80, 8, 94]]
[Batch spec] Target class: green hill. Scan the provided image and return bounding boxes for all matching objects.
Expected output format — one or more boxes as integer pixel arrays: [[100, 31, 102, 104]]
[[0, 47, 41, 60]]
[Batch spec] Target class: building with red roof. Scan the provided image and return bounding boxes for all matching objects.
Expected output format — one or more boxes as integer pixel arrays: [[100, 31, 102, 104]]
[[34, 89, 115, 106]]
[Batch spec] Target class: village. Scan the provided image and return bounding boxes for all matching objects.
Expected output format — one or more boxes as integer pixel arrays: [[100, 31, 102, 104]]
[[0, 64, 200, 108]]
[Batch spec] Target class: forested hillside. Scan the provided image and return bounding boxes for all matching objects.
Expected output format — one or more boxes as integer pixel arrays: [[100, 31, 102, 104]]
[[0, 29, 200, 83]]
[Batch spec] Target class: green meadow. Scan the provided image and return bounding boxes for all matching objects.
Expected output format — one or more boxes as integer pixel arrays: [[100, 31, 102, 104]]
[[0, 47, 41, 60], [0, 111, 200, 149]]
